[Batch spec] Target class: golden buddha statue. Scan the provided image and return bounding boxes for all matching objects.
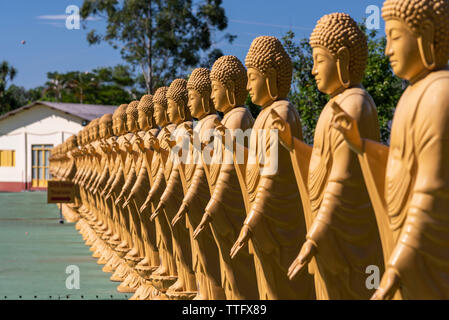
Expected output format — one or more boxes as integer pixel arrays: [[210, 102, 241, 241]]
[[271, 13, 385, 299], [134, 87, 179, 300], [332, 0, 449, 300], [192, 56, 259, 300], [230, 36, 315, 300], [101, 104, 130, 273], [170, 68, 226, 300], [114, 100, 150, 293], [106, 104, 136, 283], [150, 79, 197, 299], [125, 94, 162, 299]]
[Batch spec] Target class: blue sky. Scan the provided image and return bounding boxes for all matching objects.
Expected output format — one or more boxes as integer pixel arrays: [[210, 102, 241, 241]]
[[0, 0, 386, 89]]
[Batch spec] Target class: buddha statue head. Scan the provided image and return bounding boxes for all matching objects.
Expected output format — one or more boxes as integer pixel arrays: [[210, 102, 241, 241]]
[[113, 104, 128, 136], [60, 143, 66, 156], [310, 13, 368, 95], [67, 135, 78, 151], [126, 101, 140, 133], [166, 79, 192, 125], [187, 68, 216, 119], [153, 86, 170, 127], [99, 113, 113, 140], [83, 123, 91, 144], [210, 55, 248, 113], [382, 0, 449, 81], [245, 36, 292, 108], [88, 118, 100, 142], [137, 94, 155, 131]]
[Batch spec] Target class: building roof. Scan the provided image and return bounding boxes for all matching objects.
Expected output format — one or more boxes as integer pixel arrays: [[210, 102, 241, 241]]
[[0, 101, 117, 122]]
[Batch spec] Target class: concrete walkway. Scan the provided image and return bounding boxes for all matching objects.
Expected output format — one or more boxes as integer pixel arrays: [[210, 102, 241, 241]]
[[0, 192, 128, 300]]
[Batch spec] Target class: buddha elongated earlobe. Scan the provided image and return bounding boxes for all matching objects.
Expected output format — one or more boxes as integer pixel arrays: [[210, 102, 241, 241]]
[[266, 68, 279, 101], [179, 105, 185, 121], [337, 47, 351, 88], [202, 96, 210, 114], [418, 21, 436, 70], [226, 80, 236, 107]]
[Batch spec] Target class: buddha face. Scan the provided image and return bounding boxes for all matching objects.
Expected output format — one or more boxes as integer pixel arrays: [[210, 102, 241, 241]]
[[385, 19, 426, 81], [127, 115, 138, 132], [188, 89, 204, 118], [154, 103, 168, 127], [247, 67, 272, 107], [312, 46, 342, 95], [167, 98, 182, 124], [138, 109, 150, 131], [211, 80, 231, 113], [113, 117, 126, 135]]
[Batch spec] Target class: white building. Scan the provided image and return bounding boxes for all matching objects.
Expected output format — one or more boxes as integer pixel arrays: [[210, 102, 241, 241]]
[[0, 101, 116, 192]]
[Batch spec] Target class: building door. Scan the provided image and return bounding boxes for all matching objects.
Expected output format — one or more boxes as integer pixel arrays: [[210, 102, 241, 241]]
[[32, 145, 53, 188]]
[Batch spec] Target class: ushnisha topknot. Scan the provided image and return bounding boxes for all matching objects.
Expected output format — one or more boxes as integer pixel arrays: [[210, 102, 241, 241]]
[[245, 36, 293, 99], [187, 68, 212, 97], [310, 13, 368, 84], [167, 79, 188, 107], [153, 87, 169, 108], [126, 100, 139, 121], [114, 104, 128, 122], [382, 0, 449, 68], [210, 55, 248, 106], [138, 94, 154, 115]]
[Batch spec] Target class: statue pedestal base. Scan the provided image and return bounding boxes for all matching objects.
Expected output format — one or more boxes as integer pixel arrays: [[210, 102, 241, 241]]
[[166, 290, 197, 300], [150, 275, 177, 293], [117, 270, 144, 293], [110, 262, 131, 282], [61, 204, 80, 223]]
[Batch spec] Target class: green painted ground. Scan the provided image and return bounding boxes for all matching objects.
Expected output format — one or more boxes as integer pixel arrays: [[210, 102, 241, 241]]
[[0, 192, 128, 300]]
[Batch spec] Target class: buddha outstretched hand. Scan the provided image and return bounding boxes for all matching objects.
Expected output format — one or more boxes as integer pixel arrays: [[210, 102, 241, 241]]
[[370, 268, 400, 300], [140, 193, 153, 213], [270, 109, 293, 151], [171, 202, 188, 227], [287, 240, 317, 280], [150, 201, 164, 221], [330, 101, 364, 154], [193, 213, 212, 240], [122, 194, 133, 208], [230, 225, 251, 259]]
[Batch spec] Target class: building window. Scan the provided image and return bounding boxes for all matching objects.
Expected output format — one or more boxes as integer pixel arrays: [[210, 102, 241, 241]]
[[0, 150, 15, 167], [32, 145, 53, 187]]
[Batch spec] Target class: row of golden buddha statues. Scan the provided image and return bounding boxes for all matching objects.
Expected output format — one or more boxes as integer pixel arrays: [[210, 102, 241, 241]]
[[49, 0, 449, 300]]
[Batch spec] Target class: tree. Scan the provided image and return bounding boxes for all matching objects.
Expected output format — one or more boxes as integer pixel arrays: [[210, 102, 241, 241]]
[[80, 0, 235, 94], [0, 61, 19, 114], [43, 72, 69, 102], [41, 66, 142, 106], [282, 28, 403, 144]]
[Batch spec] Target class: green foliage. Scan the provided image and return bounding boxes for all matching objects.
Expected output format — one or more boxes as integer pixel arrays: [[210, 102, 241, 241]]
[[41, 65, 142, 106], [282, 28, 403, 144], [80, 0, 234, 93], [0, 61, 18, 114], [0, 64, 145, 116]]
